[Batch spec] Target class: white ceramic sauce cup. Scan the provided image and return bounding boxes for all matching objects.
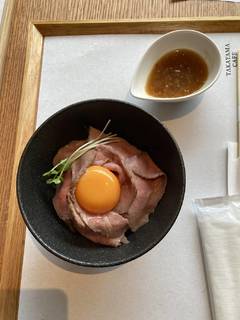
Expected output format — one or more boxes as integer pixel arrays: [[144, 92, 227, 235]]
[[130, 30, 222, 103]]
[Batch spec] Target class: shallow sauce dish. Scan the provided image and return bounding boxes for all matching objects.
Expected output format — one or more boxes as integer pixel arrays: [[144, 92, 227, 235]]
[[131, 29, 222, 103], [17, 99, 185, 267]]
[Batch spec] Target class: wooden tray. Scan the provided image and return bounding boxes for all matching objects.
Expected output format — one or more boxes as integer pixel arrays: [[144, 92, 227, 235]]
[[1, 15, 240, 319]]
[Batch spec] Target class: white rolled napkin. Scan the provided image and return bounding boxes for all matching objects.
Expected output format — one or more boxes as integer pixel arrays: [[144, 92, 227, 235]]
[[194, 195, 240, 320], [227, 142, 240, 195]]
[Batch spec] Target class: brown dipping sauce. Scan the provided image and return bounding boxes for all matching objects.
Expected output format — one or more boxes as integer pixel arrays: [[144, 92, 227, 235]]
[[146, 49, 208, 98]]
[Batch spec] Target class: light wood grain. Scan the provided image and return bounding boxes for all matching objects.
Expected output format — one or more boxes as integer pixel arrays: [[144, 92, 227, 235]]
[[0, 0, 15, 86], [0, 0, 240, 318], [35, 17, 240, 36], [0, 23, 43, 319]]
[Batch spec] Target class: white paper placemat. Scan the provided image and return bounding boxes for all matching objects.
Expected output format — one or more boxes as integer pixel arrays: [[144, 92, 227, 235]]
[[18, 33, 239, 320]]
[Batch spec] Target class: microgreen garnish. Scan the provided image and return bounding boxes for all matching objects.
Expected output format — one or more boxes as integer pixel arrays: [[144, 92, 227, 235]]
[[43, 121, 118, 186]]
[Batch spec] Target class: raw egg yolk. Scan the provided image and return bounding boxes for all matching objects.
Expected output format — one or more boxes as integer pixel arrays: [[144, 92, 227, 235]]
[[75, 165, 121, 214]]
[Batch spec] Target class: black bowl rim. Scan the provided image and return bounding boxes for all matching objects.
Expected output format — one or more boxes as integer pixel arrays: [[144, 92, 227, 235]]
[[16, 98, 186, 268]]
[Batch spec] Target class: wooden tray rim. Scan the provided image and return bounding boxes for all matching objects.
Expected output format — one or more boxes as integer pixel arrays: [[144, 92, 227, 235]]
[[2, 16, 240, 319]]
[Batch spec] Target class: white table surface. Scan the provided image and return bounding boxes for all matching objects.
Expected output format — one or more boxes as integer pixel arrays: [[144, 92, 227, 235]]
[[18, 33, 238, 320]]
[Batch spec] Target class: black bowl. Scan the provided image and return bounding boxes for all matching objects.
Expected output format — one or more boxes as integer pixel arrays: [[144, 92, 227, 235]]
[[17, 99, 185, 267]]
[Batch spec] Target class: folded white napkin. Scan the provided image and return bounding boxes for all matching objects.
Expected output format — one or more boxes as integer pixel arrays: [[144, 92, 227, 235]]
[[227, 142, 240, 195], [194, 195, 240, 320]]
